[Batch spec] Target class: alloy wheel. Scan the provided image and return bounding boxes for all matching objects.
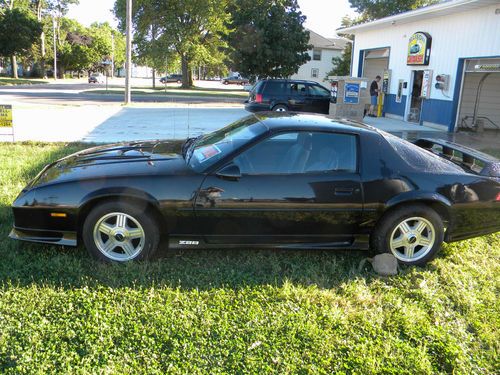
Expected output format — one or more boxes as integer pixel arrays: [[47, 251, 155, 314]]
[[389, 217, 436, 262], [93, 212, 145, 261]]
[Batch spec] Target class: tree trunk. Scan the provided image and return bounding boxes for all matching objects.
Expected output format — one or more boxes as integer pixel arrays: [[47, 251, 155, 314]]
[[10, 55, 18, 79], [152, 69, 156, 89], [181, 55, 191, 89]]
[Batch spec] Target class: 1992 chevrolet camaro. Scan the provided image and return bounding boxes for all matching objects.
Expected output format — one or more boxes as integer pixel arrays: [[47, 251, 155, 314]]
[[10, 113, 500, 265]]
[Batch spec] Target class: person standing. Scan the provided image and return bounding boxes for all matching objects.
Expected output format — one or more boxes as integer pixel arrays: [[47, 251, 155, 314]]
[[368, 75, 381, 117]]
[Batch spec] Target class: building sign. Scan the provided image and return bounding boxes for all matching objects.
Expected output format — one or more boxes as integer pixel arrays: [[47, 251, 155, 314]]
[[0, 105, 13, 127], [473, 64, 500, 72], [344, 82, 360, 104], [407, 32, 432, 66]]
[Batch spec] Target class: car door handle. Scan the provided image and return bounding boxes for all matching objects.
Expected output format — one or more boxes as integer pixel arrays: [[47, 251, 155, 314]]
[[334, 187, 354, 196]]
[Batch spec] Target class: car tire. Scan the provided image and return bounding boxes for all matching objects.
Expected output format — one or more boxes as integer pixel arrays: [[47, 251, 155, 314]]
[[82, 201, 160, 263], [223, 81, 229, 85], [370, 204, 444, 266], [273, 104, 288, 112]]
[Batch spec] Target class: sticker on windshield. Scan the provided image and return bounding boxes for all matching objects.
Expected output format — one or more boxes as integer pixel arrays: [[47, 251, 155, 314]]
[[195, 144, 222, 163]]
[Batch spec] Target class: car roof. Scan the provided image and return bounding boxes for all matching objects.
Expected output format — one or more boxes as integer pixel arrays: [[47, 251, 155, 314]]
[[253, 112, 378, 134], [259, 78, 323, 85]]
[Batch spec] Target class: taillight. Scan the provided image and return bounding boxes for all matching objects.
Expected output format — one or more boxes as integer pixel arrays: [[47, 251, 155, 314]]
[[496, 192, 500, 201], [255, 93, 263, 103]]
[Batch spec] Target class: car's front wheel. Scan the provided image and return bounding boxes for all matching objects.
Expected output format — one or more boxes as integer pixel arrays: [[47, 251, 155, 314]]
[[82, 201, 160, 262], [370, 204, 444, 266]]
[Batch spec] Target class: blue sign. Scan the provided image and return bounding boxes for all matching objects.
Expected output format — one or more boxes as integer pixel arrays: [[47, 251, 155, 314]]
[[344, 83, 360, 104]]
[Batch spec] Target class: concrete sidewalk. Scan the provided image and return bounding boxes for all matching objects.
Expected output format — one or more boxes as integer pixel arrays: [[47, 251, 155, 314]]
[[0, 104, 247, 143], [1, 104, 498, 152]]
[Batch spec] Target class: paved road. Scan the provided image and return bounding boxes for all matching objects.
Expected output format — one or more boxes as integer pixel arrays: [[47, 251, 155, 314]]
[[0, 79, 246, 106]]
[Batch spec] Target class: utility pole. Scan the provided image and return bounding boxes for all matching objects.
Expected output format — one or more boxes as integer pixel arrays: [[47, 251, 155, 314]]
[[53, 16, 57, 80], [125, 0, 132, 104], [111, 33, 115, 79]]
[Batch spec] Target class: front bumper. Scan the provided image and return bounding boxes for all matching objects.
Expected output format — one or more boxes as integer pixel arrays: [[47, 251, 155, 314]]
[[9, 227, 77, 247]]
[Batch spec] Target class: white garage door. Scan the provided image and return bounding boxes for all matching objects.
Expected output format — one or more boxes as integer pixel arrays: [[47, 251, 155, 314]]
[[458, 59, 500, 130], [362, 48, 389, 82], [459, 73, 500, 130]]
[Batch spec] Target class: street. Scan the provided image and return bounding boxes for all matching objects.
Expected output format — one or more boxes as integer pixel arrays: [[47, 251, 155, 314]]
[[0, 78, 247, 106]]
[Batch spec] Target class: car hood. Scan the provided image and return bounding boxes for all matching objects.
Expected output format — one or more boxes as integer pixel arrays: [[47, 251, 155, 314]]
[[27, 140, 195, 189]]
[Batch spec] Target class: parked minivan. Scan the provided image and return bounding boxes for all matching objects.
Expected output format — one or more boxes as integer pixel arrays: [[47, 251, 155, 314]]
[[245, 79, 332, 114]]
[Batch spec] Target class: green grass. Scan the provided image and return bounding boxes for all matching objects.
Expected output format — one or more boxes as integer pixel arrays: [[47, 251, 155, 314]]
[[0, 77, 48, 86], [0, 142, 499, 374], [85, 87, 248, 99]]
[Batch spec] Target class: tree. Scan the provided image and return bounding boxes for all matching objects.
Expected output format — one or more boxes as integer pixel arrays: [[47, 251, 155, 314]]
[[30, 0, 78, 77], [115, 0, 231, 88], [326, 16, 355, 78], [56, 19, 122, 76], [0, 7, 42, 77], [348, 0, 439, 21], [227, 0, 310, 80]]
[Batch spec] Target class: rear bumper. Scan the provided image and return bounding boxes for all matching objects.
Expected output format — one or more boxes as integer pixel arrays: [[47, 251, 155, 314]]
[[9, 227, 77, 247], [245, 103, 271, 113]]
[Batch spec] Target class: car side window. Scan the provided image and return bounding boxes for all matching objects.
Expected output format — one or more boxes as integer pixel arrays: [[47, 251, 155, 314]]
[[309, 84, 330, 97], [233, 131, 358, 175], [288, 83, 308, 96]]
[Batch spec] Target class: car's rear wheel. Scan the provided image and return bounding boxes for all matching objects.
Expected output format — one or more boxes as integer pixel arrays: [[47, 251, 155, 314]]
[[82, 201, 160, 262], [370, 204, 444, 266], [273, 104, 288, 112]]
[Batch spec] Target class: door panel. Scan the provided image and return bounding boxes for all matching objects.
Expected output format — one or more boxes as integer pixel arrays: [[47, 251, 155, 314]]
[[309, 84, 331, 114], [287, 82, 311, 111], [194, 131, 363, 245], [195, 173, 362, 244]]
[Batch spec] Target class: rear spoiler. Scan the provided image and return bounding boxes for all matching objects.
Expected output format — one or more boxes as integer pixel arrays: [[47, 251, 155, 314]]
[[414, 138, 500, 177]]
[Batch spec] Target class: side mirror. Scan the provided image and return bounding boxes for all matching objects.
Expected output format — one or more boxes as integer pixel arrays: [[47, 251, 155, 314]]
[[216, 164, 241, 181]]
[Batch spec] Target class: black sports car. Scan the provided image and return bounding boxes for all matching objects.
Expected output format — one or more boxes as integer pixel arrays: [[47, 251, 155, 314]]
[[10, 113, 500, 265]]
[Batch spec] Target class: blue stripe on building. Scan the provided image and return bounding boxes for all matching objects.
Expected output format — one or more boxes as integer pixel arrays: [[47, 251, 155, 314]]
[[420, 98, 454, 127], [383, 94, 406, 117]]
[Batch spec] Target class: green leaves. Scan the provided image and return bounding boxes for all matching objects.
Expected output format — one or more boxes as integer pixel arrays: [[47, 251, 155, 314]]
[[227, 0, 310, 79], [0, 8, 42, 57], [348, 0, 440, 22]]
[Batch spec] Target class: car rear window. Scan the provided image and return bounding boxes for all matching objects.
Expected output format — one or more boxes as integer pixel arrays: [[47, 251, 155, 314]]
[[250, 80, 264, 93], [263, 81, 286, 95], [383, 133, 464, 173]]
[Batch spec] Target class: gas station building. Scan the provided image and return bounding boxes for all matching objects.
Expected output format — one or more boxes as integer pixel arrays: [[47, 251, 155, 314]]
[[340, 0, 500, 132]]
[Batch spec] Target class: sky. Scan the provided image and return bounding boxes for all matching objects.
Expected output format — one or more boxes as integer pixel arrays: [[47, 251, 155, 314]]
[[66, 0, 358, 37]]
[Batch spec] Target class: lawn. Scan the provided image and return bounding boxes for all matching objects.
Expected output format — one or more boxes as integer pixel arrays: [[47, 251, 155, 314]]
[[0, 143, 499, 374], [0, 77, 48, 86], [85, 87, 248, 99]]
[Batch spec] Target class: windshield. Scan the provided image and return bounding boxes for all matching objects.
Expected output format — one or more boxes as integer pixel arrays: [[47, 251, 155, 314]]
[[187, 115, 267, 172]]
